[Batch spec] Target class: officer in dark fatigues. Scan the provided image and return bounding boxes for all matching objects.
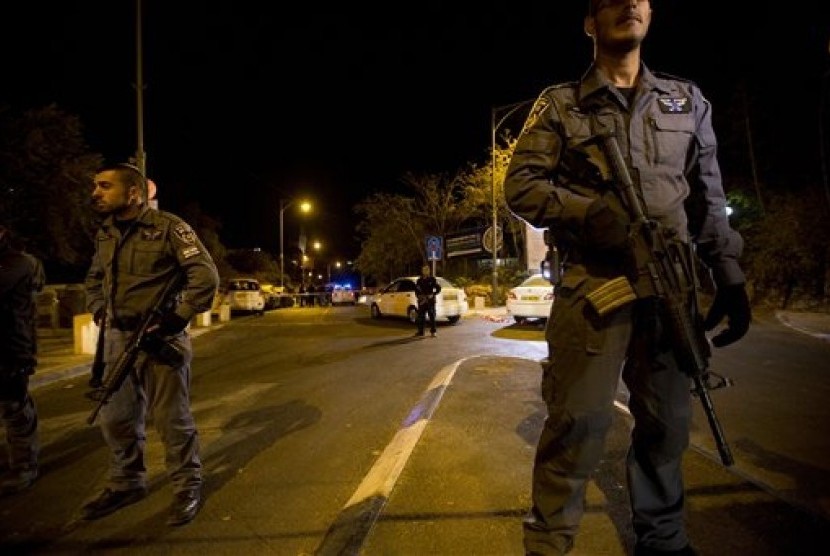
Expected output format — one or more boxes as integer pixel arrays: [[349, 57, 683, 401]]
[[504, 2, 751, 555], [0, 225, 44, 495], [415, 264, 441, 337], [83, 163, 219, 526]]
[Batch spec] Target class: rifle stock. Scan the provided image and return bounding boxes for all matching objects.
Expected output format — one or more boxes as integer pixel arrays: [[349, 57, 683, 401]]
[[86, 274, 184, 425], [599, 131, 735, 466]]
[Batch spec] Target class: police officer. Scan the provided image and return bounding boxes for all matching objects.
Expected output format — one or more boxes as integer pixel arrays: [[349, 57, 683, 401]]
[[0, 225, 44, 495], [82, 163, 219, 526], [414, 264, 441, 337], [504, 1, 751, 555]]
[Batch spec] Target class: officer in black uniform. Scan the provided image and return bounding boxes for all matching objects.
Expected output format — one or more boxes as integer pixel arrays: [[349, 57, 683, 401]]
[[0, 225, 44, 495], [504, 1, 751, 555], [415, 264, 441, 337], [82, 163, 219, 526]]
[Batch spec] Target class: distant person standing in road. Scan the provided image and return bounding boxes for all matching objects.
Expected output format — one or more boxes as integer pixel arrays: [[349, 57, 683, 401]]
[[0, 224, 45, 496], [414, 264, 441, 337], [82, 163, 219, 526], [504, 1, 751, 555]]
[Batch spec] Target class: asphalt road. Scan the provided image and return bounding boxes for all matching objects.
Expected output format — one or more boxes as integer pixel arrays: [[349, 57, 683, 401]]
[[2, 305, 829, 555]]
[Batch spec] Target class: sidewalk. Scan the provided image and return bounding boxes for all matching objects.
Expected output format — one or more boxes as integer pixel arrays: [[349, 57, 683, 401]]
[[31, 323, 223, 390]]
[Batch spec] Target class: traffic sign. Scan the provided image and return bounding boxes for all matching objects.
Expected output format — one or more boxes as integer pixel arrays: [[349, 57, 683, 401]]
[[482, 226, 503, 253], [426, 236, 443, 261]]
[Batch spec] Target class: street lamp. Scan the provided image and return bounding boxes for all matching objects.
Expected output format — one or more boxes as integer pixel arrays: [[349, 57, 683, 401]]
[[279, 199, 311, 289], [490, 99, 536, 306]]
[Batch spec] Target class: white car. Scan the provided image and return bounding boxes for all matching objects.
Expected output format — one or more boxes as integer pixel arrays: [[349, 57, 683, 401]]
[[370, 276, 468, 324], [222, 277, 265, 315], [506, 274, 555, 324]]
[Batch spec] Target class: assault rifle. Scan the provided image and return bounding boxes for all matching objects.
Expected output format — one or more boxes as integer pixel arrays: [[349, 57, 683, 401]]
[[86, 273, 185, 425], [89, 313, 106, 388], [592, 131, 735, 466]]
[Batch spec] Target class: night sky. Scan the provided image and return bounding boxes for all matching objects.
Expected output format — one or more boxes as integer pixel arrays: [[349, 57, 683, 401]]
[[2, 1, 829, 260]]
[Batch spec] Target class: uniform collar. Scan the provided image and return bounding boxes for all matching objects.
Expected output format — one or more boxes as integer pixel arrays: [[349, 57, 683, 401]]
[[577, 62, 671, 110], [101, 204, 154, 231]]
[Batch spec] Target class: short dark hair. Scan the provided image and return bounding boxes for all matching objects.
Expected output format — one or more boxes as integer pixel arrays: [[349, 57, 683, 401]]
[[97, 162, 147, 199]]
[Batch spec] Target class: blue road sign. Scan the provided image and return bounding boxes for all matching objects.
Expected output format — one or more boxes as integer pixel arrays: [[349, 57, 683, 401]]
[[426, 236, 443, 261]]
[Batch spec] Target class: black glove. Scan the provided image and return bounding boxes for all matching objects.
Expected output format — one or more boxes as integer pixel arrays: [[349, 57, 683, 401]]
[[704, 283, 751, 347], [93, 308, 106, 327], [138, 312, 188, 366], [156, 312, 190, 337], [584, 200, 629, 251]]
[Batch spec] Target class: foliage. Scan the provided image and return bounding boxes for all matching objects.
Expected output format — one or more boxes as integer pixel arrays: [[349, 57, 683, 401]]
[[353, 138, 530, 286], [224, 248, 278, 280], [736, 187, 830, 308], [0, 104, 103, 280], [178, 201, 236, 280], [354, 170, 482, 284]]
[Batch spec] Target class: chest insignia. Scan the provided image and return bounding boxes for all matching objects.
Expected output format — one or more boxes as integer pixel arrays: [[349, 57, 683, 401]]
[[657, 97, 690, 114], [141, 228, 163, 241]]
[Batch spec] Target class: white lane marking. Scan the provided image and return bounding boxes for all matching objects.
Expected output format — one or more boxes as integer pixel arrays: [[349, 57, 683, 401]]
[[342, 357, 466, 508]]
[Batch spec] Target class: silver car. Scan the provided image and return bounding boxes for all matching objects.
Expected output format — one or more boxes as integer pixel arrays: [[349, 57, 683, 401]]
[[369, 276, 468, 324]]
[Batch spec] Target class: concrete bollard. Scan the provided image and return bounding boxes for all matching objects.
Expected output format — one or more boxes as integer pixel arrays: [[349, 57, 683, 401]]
[[192, 310, 212, 328], [73, 313, 99, 355], [218, 302, 231, 322], [474, 296, 486, 310]]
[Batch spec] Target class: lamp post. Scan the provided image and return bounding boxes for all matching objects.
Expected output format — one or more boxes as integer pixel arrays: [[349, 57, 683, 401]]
[[490, 99, 536, 306], [279, 199, 311, 289]]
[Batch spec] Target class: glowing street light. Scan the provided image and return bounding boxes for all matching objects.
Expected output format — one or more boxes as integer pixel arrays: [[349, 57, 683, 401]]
[[279, 199, 312, 288]]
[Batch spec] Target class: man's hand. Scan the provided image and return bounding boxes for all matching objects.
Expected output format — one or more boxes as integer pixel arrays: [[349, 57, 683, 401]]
[[93, 308, 106, 327], [140, 312, 188, 367], [584, 199, 629, 251], [152, 313, 190, 337], [704, 283, 751, 347]]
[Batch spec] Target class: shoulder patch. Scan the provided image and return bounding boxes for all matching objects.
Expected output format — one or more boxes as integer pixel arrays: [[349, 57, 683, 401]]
[[181, 245, 201, 258], [523, 97, 550, 130], [173, 223, 196, 245]]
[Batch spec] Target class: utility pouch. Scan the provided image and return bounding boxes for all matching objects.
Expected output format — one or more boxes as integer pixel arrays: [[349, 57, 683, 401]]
[[585, 276, 637, 317]]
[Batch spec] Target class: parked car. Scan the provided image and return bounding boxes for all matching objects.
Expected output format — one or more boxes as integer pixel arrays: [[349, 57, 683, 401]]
[[506, 274, 555, 324], [330, 284, 357, 306], [222, 277, 265, 315], [369, 276, 468, 324], [259, 283, 282, 310]]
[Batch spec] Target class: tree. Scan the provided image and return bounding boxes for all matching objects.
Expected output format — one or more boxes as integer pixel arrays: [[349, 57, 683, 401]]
[[738, 188, 830, 307], [179, 201, 235, 280], [354, 192, 419, 283], [353, 169, 486, 284], [0, 103, 103, 280]]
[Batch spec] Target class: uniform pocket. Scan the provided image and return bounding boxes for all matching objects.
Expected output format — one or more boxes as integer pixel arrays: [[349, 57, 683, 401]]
[[130, 243, 166, 277], [549, 272, 608, 355], [648, 112, 694, 166]]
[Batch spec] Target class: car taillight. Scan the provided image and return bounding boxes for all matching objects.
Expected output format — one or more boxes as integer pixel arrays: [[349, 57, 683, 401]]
[[507, 291, 517, 300], [544, 292, 555, 300]]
